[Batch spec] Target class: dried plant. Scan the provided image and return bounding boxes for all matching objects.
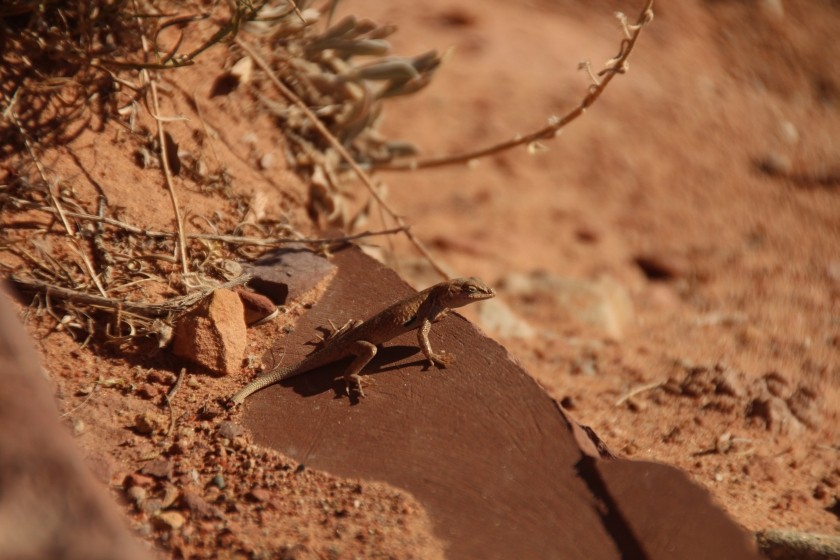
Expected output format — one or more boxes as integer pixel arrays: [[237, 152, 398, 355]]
[[0, 0, 424, 345], [238, 5, 442, 230], [0, 0, 654, 348]]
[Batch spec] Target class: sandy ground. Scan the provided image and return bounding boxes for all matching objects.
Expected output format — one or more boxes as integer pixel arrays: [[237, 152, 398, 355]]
[[360, 0, 840, 536], [1, 0, 838, 557]]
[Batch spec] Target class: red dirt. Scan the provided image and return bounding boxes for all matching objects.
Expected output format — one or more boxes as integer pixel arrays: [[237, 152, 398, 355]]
[[1, 0, 839, 557]]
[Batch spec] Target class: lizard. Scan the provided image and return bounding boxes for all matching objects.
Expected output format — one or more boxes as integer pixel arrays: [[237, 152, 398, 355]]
[[229, 277, 495, 405]]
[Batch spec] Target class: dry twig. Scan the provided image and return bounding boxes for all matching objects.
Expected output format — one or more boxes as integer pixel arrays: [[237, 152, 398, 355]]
[[4, 197, 408, 246], [10, 274, 252, 318], [142, 37, 190, 276], [616, 379, 665, 407], [164, 367, 187, 436], [374, 1, 655, 171]]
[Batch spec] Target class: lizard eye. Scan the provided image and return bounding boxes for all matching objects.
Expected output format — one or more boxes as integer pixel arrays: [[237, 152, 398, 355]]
[[465, 285, 477, 293]]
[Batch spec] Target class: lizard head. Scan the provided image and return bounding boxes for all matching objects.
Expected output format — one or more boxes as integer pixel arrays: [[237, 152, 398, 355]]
[[442, 277, 496, 308]]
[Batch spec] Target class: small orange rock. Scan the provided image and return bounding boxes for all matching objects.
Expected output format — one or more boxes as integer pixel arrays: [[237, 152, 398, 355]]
[[173, 289, 247, 375]]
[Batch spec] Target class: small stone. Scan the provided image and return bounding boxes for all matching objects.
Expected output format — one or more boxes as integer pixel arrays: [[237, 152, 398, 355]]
[[181, 489, 223, 519], [231, 56, 253, 85], [134, 412, 162, 435], [236, 288, 278, 326], [155, 511, 186, 531], [124, 473, 156, 488], [172, 289, 247, 376], [787, 386, 821, 428], [175, 427, 196, 449], [713, 367, 746, 398], [814, 484, 828, 500], [161, 485, 180, 509], [247, 488, 270, 502], [218, 421, 245, 441], [126, 486, 147, 506], [142, 499, 164, 516], [140, 459, 173, 480], [259, 152, 275, 170], [763, 371, 789, 397], [72, 419, 85, 436], [211, 474, 226, 489], [747, 396, 802, 435], [135, 383, 160, 400]]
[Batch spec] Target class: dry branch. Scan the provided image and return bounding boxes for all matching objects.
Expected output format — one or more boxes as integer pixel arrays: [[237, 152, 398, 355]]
[[4, 197, 408, 246], [373, 0, 655, 171], [10, 274, 252, 318]]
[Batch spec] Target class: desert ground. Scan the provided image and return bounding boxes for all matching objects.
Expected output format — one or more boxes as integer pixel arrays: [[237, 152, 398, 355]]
[[1, 0, 838, 558]]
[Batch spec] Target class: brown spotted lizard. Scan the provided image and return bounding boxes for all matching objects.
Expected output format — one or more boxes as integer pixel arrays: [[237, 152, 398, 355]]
[[229, 277, 495, 404]]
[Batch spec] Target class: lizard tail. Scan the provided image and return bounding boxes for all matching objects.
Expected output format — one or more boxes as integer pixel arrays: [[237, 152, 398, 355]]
[[229, 367, 293, 405]]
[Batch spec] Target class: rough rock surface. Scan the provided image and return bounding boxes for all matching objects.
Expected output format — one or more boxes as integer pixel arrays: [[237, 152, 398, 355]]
[[173, 288, 247, 375]]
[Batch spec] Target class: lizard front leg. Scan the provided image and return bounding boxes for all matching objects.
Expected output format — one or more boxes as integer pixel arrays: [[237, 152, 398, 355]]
[[343, 340, 377, 397], [418, 318, 453, 368]]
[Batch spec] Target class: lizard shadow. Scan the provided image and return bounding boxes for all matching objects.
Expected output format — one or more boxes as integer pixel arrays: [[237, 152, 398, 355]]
[[281, 344, 429, 403]]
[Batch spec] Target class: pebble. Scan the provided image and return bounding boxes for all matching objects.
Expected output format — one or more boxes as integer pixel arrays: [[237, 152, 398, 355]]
[[135, 383, 160, 400], [155, 511, 186, 531], [134, 412, 162, 435], [259, 152, 275, 170], [124, 473, 156, 488], [236, 288, 278, 326], [140, 459, 173, 480], [126, 485, 147, 505], [211, 474, 226, 489], [786, 386, 821, 428], [218, 421, 245, 441], [247, 488, 271, 502], [182, 489, 222, 519]]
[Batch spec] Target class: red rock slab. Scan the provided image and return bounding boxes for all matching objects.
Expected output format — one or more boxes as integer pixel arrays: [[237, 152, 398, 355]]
[[591, 459, 758, 559], [243, 247, 760, 560]]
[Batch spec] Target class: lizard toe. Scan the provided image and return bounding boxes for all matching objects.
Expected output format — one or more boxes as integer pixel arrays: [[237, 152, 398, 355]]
[[430, 351, 454, 368]]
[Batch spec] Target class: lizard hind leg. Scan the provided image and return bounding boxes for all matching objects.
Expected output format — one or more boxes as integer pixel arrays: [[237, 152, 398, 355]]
[[343, 340, 377, 398]]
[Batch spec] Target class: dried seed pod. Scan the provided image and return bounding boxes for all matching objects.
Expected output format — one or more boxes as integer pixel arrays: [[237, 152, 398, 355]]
[[353, 59, 419, 82]]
